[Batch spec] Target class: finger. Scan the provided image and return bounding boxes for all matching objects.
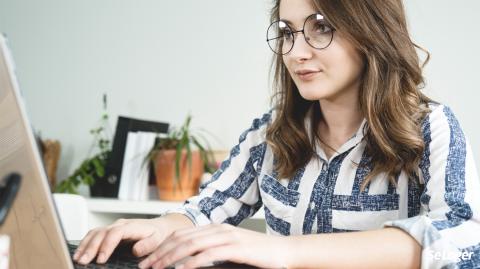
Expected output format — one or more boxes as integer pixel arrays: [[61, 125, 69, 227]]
[[180, 245, 235, 269], [73, 229, 100, 261], [73, 230, 94, 260], [140, 225, 222, 266], [159, 223, 230, 255], [77, 230, 108, 265], [97, 222, 157, 263], [73, 219, 129, 261], [95, 226, 128, 264], [162, 232, 232, 267], [74, 220, 127, 261], [132, 232, 163, 257], [138, 224, 231, 269], [142, 230, 232, 269]]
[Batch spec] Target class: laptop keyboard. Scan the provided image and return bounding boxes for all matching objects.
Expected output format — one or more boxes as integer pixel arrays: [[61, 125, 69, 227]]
[[68, 243, 145, 269], [67, 243, 257, 269]]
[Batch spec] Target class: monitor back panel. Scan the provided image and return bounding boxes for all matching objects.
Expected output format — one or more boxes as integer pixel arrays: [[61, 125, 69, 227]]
[[0, 37, 73, 269]]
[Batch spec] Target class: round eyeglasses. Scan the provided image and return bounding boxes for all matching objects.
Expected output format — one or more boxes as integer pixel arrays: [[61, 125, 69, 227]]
[[266, 13, 335, 55]]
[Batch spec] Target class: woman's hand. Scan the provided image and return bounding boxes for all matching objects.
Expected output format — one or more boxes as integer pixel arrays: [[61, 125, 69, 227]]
[[73, 214, 194, 265], [138, 223, 290, 269]]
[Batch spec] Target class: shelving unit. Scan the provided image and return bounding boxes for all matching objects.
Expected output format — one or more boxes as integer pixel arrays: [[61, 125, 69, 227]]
[[85, 198, 265, 229], [86, 198, 183, 215]]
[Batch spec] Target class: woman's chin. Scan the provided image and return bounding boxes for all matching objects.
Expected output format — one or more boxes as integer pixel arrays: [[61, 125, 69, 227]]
[[297, 89, 329, 101]]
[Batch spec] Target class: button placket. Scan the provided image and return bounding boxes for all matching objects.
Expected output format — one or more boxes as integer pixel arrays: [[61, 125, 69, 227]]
[[321, 161, 328, 172]]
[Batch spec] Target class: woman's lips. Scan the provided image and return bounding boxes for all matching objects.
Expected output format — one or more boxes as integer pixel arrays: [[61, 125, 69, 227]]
[[296, 70, 321, 81]]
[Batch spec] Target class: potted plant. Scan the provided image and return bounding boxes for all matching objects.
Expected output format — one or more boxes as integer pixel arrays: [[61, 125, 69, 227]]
[[147, 114, 215, 201]]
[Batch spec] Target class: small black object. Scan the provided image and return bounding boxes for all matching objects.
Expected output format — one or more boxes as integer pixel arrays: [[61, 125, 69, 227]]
[[0, 173, 21, 225], [90, 116, 169, 198]]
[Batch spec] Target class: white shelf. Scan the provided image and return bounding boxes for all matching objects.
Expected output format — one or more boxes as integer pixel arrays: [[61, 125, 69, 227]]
[[86, 198, 265, 219], [87, 198, 182, 215]]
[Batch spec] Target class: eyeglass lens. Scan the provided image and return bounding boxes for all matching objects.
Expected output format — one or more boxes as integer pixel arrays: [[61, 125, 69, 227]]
[[267, 14, 334, 55]]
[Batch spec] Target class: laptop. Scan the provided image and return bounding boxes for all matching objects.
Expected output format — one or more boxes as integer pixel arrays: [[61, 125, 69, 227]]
[[0, 34, 257, 269]]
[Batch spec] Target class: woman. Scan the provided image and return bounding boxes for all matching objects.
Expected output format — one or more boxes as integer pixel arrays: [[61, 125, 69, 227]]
[[74, 0, 480, 268]]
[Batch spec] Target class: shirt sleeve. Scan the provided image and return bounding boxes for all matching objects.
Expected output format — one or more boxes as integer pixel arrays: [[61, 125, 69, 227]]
[[383, 104, 480, 268], [165, 111, 273, 227]]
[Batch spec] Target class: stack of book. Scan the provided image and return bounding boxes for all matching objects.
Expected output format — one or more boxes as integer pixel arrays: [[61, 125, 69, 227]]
[[90, 116, 169, 200], [117, 131, 156, 201]]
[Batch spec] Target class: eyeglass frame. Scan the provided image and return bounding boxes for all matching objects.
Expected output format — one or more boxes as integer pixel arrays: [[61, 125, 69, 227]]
[[266, 13, 336, 55]]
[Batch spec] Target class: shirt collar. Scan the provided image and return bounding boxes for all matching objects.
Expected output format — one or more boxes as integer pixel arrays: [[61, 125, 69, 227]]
[[307, 117, 367, 163]]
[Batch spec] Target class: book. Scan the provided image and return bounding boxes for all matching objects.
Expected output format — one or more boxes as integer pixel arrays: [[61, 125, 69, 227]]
[[118, 131, 156, 201], [90, 116, 169, 198]]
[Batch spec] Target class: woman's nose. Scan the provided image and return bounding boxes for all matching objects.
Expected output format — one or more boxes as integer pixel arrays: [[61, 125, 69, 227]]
[[288, 32, 313, 61]]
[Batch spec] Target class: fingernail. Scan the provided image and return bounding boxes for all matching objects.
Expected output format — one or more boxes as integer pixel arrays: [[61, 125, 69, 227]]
[[138, 261, 146, 269], [80, 254, 89, 264], [177, 264, 185, 269], [134, 246, 142, 256], [97, 252, 106, 263], [73, 251, 80, 260]]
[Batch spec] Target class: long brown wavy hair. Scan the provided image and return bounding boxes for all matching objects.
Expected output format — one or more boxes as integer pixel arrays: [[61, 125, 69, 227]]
[[266, 0, 434, 189]]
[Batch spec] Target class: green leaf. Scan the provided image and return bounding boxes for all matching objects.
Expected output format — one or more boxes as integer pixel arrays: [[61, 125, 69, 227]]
[[70, 176, 78, 186], [92, 158, 105, 177], [192, 136, 214, 173], [80, 160, 90, 172], [195, 131, 214, 151], [55, 179, 78, 194], [186, 142, 192, 181], [55, 181, 66, 193], [175, 142, 183, 191], [67, 183, 77, 194], [59, 94, 112, 193]]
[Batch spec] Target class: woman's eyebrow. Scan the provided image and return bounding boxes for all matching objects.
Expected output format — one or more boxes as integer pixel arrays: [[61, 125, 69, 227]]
[[279, 13, 323, 27], [278, 18, 297, 28], [279, 18, 292, 23]]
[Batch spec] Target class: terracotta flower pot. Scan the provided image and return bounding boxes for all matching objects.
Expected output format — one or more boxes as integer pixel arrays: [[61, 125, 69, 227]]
[[154, 149, 204, 201]]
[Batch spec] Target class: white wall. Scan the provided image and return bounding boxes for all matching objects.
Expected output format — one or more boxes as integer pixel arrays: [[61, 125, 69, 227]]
[[0, 0, 273, 183], [404, 0, 480, 162], [1, 0, 479, 185]]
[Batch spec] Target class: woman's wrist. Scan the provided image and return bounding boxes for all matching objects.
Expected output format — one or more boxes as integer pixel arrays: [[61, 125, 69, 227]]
[[280, 234, 328, 269], [272, 235, 298, 269], [154, 213, 196, 235]]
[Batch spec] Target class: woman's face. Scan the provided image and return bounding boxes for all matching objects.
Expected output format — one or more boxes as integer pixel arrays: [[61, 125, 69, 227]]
[[280, 0, 365, 102]]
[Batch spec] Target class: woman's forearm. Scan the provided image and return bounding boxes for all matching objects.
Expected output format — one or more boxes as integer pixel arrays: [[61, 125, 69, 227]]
[[283, 227, 421, 269]]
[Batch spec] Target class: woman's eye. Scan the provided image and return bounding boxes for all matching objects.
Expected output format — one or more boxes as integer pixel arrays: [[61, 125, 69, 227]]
[[282, 30, 294, 40], [313, 22, 332, 34]]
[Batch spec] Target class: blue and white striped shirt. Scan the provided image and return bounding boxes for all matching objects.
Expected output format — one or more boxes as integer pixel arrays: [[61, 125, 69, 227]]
[[170, 103, 480, 268]]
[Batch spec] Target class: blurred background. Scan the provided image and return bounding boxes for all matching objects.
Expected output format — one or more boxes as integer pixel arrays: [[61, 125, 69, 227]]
[[0, 0, 479, 187]]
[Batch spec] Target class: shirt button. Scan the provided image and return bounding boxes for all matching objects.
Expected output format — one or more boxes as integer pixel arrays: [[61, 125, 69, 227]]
[[310, 201, 315, 210]]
